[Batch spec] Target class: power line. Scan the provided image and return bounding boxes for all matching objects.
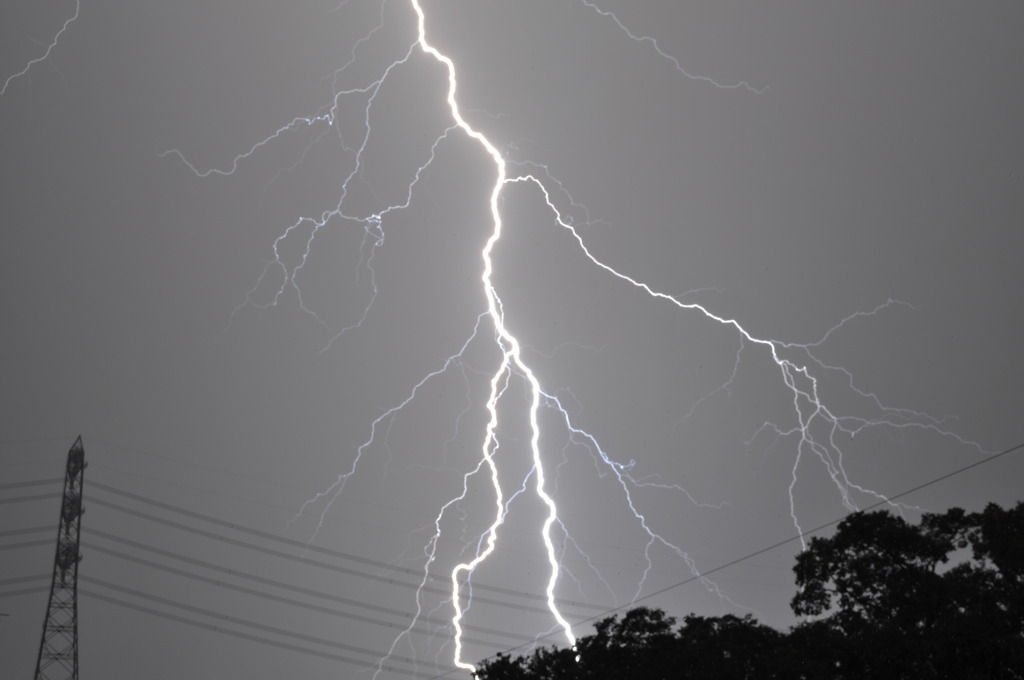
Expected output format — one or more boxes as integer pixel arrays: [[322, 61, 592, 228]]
[[0, 586, 49, 600], [84, 528, 423, 621], [80, 575, 457, 676], [22, 440, 1016, 675], [78, 588, 428, 679], [5, 518, 517, 667], [0, 575, 49, 588], [0, 539, 52, 552], [87, 480, 435, 573], [0, 526, 52, 539], [80, 534, 533, 647], [89, 440, 638, 572], [0, 478, 62, 491], [0, 493, 61, 505], [427, 438, 1024, 677], [0, 576, 49, 602], [630, 441, 1024, 614], [88, 495, 567, 618], [87, 481, 610, 614]]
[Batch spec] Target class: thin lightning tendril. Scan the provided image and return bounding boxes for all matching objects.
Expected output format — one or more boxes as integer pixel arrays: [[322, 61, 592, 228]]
[[1, 0, 81, 98], [578, 0, 766, 94], [162, 1, 986, 676]]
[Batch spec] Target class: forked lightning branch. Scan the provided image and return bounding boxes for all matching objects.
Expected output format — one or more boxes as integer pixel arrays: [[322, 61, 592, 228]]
[[158, 1, 979, 676]]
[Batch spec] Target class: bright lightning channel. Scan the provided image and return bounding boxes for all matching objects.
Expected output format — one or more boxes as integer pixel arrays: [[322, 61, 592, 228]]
[[164, 1, 983, 677], [404, 1, 582, 668]]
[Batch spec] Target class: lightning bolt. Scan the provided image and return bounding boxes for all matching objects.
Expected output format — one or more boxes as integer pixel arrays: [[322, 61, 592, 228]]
[[0, 0, 81, 98], [164, 0, 984, 676], [577, 0, 766, 94]]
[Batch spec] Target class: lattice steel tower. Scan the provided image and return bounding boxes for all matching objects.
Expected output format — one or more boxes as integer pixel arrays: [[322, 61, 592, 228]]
[[34, 436, 86, 680]]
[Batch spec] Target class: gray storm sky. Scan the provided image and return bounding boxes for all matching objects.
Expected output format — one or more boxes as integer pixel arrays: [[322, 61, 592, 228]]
[[2, 1, 1023, 678]]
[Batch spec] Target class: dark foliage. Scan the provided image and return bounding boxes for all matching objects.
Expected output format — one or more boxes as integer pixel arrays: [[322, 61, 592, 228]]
[[475, 502, 1024, 680]]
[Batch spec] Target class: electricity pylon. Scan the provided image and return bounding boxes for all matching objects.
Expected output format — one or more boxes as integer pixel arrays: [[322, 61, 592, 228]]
[[33, 436, 86, 680]]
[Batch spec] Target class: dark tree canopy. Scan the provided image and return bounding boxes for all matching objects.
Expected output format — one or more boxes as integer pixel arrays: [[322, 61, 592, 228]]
[[791, 501, 1024, 678], [476, 608, 787, 680], [475, 502, 1024, 680]]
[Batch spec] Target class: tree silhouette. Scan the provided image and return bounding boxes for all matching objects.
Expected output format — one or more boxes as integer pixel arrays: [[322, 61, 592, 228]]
[[475, 608, 784, 680], [475, 502, 1024, 679], [792, 502, 1024, 678]]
